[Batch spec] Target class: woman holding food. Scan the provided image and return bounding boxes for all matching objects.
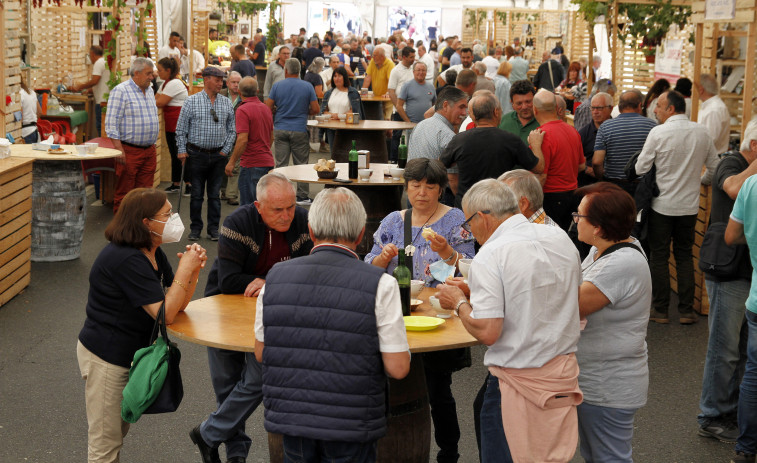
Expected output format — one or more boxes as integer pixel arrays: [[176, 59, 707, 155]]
[[365, 158, 474, 463]]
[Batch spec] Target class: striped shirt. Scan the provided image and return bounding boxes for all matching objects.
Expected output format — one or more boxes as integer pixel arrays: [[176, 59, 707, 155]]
[[594, 112, 657, 180], [104, 79, 159, 146], [175, 91, 236, 155], [407, 112, 458, 173]]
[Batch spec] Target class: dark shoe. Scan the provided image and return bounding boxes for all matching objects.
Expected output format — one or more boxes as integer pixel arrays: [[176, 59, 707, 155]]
[[649, 310, 669, 324], [189, 426, 221, 463], [165, 184, 180, 193], [731, 452, 756, 463], [699, 421, 739, 443], [188, 232, 201, 241], [227, 458, 246, 463], [183, 185, 192, 197], [220, 191, 228, 200], [227, 198, 239, 205], [209, 231, 219, 241], [680, 312, 699, 325]]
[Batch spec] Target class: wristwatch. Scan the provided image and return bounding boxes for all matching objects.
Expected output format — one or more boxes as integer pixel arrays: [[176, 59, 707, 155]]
[[454, 299, 468, 317]]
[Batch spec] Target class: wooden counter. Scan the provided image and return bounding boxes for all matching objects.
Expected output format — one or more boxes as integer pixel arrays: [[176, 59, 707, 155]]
[[0, 157, 34, 307]]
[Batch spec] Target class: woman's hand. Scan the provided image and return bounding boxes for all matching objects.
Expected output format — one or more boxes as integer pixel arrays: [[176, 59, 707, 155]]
[[428, 233, 453, 260], [372, 243, 399, 268], [177, 243, 207, 270]]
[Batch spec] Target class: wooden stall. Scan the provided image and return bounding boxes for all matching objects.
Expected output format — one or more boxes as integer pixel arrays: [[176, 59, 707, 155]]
[[0, 157, 33, 308]]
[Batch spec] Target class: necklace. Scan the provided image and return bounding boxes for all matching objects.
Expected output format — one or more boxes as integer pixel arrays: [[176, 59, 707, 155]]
[[141, 249, 158, 270], [405, 203, 440, 256]]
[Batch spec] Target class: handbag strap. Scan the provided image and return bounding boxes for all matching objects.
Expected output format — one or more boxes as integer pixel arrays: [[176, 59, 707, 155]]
[[404, 208, 413, 272], [149, 300, 170, 344], [598, 242, 645, 261]]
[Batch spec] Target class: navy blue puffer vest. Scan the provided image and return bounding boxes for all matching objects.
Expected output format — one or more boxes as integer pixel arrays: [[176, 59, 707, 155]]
[[261, 244, 388, 442]]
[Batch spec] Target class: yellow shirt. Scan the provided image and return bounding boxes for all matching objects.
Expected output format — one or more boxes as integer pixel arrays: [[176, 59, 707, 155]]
[[365, 59, 395, 97]]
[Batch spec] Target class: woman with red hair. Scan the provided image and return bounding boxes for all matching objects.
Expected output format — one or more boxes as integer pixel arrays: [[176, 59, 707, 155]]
[[557, 61, 583, 113]]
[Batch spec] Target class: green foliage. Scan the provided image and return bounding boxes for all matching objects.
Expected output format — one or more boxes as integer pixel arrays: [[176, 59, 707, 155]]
[[495, 11, 507, 26], [217, 0, 269, 17], [266, 1, 282, 53], [466, 9, 485, 30]]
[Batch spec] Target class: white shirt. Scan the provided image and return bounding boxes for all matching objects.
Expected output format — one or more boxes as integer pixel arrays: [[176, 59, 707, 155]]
[[699, 95, 731, 154], [20, 88, 38, 137], [158, 45, 181, 61], [388, 62, 414, 112], [469, 214, 581, 369], [326, 88, 351, 114], [181, 49, 205, 77], [419, 53, 435, 83], [157, 79, 188, 107], [320, 67, 334, 91], [634, 114, 720, 216], [255, 273, 409, 354], [438, 64, 471, 84], [481, 56, 500, 79], [376, 43, 394, 59], [91, 57, 110, 104]]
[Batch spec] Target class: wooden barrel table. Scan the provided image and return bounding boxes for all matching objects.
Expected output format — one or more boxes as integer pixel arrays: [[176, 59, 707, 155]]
[[273, 163, 404, 256], [168, 289, 479, 463], [307, 120, 416, 164], [10, 144, 121, 261]]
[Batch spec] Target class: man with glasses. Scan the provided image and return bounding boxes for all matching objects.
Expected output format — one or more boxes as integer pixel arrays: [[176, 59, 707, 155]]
[[572, 79, 617, 132], [437, 179, 582, 463], [263, 45, 290, 100], [591, 90, 657, 196], [176, 66, 236, 241], [575, 92, 613, 186]]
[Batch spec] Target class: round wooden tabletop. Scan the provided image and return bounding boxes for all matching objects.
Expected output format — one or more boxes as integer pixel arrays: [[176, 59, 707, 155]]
[[10, 144, 121, 161], [168, 288, 479, 353], [274, 163, 405, 186], [307, 120, 416, 130], [360, 95, 391, 102]]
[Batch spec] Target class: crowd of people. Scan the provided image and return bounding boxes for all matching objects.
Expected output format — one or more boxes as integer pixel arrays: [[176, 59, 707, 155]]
[[70, 24, 757, 463]]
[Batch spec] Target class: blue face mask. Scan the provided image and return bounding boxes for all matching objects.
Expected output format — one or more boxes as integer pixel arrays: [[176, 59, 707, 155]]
[[429, 259, 456, 283]]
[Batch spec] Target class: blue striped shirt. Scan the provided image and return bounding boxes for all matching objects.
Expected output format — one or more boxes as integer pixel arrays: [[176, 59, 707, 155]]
[[104, 79, 159, 146], [175, 91, 236, 155], [594, 112, 657, 180]]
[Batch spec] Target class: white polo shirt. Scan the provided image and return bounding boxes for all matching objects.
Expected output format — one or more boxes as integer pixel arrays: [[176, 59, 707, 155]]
[[699, 95, 731, 154], [469, 214, 581, 369]]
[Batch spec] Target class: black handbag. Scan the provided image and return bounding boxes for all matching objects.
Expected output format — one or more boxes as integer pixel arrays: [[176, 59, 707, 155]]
[[143, 302, 184, 415], [699, 222, 748, 278]]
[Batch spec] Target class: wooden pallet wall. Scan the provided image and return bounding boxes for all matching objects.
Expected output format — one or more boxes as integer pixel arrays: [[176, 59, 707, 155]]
[[3, 2, 24, 142], [0, 158, 33, 307], [568, 11, 591, 64]]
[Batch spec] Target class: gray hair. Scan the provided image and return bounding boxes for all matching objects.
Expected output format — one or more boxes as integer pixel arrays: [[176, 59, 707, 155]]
[[130, 57, 153, 77], [239, 76, 258, 98], [462, 179, 519, 219], [435, 86, 468, 111], [700, 74, 719, 96], [498, 169, 544, 210], [256, 172, 296, 203], [373, 47, 385, 57], [284, 58, 301, 75], [228, 71, 242, 81], [310, 37, 319, 47], [308, 188, 366, 242], [412, 61, 427, 72], [593, 92, 613, 108], [741, 123, 757, 151], [473, 43, 484, 56], [473, 61, 487, 75], [470, 90, 500, 121], [591, 78, 617, 97], [308, 57, 325, 74]]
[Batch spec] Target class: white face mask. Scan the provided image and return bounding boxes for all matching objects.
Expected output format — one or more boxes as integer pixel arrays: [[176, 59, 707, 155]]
[[150, 213, 185, 243]]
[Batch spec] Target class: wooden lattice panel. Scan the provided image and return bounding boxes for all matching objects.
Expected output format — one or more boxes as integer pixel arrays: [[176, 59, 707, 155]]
[[143, 10, 159, 61], [569, 10, 591, 64], [4, 2, 24, 141]]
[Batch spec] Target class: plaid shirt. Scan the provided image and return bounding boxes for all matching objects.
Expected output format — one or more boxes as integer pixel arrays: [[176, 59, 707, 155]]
[[104, 79, 159, 146], [175, 91, 236, 155], [528, 208, 558, 227]]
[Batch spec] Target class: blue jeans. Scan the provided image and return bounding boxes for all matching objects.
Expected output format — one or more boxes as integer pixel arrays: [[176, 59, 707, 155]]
[[188, 149, 227, 235], [238, 166, 273, 206], [577, 402, 638, 463], [282, 435, 377, 463], [201, 348, 263, 459], [23, 130, 39, 144], [95, 105, 102, 138], [736, 310, 757, 455], [479, 374, 513, 463], [699, 279, 749, 426]]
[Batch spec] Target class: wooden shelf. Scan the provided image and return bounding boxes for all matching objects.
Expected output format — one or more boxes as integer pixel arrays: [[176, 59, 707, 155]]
[[720, 59, 746, 65], [721, 91, 745, 99]]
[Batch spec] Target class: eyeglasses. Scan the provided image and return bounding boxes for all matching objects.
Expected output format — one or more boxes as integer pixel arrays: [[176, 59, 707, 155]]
[[461, 210, 490, 233], [210, 108, 219, 123], [590, 105, 612, 111], [572, 212, 589, 223], [154, 209, 173, 218]]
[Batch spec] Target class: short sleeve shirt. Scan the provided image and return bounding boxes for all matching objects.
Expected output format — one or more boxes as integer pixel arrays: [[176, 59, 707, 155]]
[[730, 176, 757, 314], [498, 110, 540, 146], [268, 78, 317, 132], [578, 240, 650, 408], [540, 120, 585, 193], [232, 59, 256, 78], [365, 59, 395, 96], [235, 98, 274, 168], [158, 79, 188, 107], [252, 41, 267, 65], [398, 80, 436, 122], [92, 57, 111, 104]]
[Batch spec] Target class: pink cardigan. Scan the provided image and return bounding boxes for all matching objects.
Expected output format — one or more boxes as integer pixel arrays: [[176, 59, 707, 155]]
[[488, 353, 583, 463]]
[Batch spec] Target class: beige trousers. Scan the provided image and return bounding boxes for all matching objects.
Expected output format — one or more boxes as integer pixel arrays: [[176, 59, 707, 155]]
[[77, 341, 130, 463]]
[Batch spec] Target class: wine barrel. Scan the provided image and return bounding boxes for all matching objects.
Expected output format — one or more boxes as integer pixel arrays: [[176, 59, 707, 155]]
[[31, 161, 87, 262], [267, 357, 431, 463]]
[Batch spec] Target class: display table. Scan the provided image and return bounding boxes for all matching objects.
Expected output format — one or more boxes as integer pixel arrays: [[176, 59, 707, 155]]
[[273, 163, 404, 255], [168, 287, 478, 463], [361, 95, 392, 120], [307, 119, 416, 162], [0, 157, 34, 307], [52, 92, 95, 141], [41, 110, 89, 144], [10, 144, 120, 261]]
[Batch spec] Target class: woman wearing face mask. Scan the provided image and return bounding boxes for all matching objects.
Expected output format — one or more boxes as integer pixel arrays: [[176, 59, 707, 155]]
[[76, 188, 207, 462]]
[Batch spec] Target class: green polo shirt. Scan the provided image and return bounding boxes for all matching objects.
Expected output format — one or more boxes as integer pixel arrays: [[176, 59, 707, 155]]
[[498, 110, 539, 146]]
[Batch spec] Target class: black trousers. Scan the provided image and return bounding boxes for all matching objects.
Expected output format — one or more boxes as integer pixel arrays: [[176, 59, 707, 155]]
[[543, 190, 577, 232], [425, 367, 461, 463]]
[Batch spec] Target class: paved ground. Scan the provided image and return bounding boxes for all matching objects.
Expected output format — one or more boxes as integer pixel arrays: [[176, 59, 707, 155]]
[[0, 166, 742, 462]]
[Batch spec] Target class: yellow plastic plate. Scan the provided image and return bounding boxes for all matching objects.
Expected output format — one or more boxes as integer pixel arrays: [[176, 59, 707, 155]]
[[404, 316, 445, 331]]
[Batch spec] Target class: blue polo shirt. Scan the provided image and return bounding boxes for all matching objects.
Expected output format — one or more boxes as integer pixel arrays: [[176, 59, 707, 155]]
[[268, 77, 317, 133]]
